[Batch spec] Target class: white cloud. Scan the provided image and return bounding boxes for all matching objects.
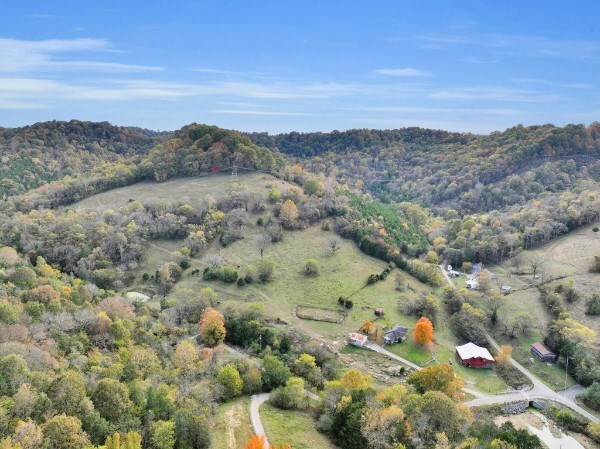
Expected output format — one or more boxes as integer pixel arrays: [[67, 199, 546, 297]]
[[0, 38, 163, 73], [429, 86, 560, 103], [211, 109, 315, 116], [420, 34, 600, 61], [372, 68, 430, 77]]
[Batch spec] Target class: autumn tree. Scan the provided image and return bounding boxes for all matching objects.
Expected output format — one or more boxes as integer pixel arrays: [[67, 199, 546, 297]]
[[254, 233, 272, 259], [413, 317, 434, 345], [407, 364, 464, 399], [149, 421, 175, 449], [199, 308, 226, 347], [43, 415, 90, 449], [425, 251, 440, 265], [279, 199, 299, 229], [495, 345, 513, 366], [245, 435, 265, 449], [487, 294, 503, 325], [527, 254, 546, 279], [104, 432, 142, 449]]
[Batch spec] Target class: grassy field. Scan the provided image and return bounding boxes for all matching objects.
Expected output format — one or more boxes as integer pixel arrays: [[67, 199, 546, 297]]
[[502, 223, 600, 333], [101, 173, 508, 394], [466, 223, 600, 390], [213, 397, 253, 449], [131, 213, 508, 394], [260, 403, 338, 449], [72, 172, 289, 211]]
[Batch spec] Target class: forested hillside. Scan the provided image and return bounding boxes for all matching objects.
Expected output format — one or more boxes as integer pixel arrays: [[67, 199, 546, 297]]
[[2, 122, 285, 211], [0, 120, 161, 197], [251, 124, 600, 265]]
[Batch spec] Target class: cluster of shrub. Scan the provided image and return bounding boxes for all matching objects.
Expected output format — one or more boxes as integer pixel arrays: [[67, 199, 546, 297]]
[[366, 262, 395, 285], [337, 296, 354, 309]]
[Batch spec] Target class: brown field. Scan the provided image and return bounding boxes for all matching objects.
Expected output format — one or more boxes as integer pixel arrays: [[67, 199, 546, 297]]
[[295, 304, 347, 323]]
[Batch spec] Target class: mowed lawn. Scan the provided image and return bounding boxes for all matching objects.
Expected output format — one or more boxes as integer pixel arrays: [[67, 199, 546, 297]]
[[260, 404, 339, 449], [213, 397, 254, 449]]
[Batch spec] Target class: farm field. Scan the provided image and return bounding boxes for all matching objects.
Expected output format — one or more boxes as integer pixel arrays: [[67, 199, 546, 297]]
[[133, 223, 509, 394], [213, 397, 254, 449], [260, 403, 339, 449], [71, 172, 289, 211], [114, 174, 513, 395]]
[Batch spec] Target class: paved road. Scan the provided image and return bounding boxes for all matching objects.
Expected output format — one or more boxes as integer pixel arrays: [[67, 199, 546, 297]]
[[436, 264, 599, 423], [250, 393, 271, 449], [364, 341, 487, 398]]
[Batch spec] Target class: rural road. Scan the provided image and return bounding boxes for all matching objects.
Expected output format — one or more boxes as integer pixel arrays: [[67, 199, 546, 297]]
[[250, 393, 271, 448], [436, 264, 599, 423]]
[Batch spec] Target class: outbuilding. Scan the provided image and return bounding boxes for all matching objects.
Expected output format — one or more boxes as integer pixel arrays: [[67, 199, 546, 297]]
[[531, 342, 557, 362], [456, 342, 495, 368], [466, 279, 479, 290], [348, 333, 368, 347]]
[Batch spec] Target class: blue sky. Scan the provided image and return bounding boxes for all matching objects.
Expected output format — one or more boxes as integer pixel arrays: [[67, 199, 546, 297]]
[[0, 1, 599, 133]]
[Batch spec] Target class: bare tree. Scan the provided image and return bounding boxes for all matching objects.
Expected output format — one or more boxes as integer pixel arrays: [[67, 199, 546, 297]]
[[254, 233, 272, 259], [202, 253, 225, 269], [527, 254, 546, 279], [327, 235, 342, 255], [511, 252, 524, 274]]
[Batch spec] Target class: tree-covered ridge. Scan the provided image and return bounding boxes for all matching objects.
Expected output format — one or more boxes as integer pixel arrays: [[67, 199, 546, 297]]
[[3, 122, 286, 211], [249, 123, 600, 213], [143, 124, 286, 182], [0, 120, 160, 197]]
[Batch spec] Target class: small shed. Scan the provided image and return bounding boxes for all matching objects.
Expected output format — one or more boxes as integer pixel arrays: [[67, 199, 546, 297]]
[[531, 342, 557, 362], [456, 342, 495, 368], [465, 279, 479, 290], [383, 325, 408, 345], [501, 285, 511, 294], [449, 270, 460, 278], [348, 333, 368, 347], [374, 308, 384, 317]]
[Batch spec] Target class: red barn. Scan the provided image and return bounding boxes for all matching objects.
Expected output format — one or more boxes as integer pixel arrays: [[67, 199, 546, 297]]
[[456, 342, 495, 368]]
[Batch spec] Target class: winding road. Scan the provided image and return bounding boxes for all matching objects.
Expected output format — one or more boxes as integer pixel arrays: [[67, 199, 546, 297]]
[[435, 264, 598, 423]]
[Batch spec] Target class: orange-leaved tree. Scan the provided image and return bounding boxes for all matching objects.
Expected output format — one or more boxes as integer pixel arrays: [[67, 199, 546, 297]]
[[244, 435, 291, 449], [245, 435, 265, 449], [278, 199, 299, 228], [413, 317, 434, 345], [199, 307, 226, 347]]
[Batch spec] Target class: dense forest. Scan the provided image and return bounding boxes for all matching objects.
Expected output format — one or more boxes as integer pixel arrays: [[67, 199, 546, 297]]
[[0, 121, 161, 197], [251, 124, 600, 265]]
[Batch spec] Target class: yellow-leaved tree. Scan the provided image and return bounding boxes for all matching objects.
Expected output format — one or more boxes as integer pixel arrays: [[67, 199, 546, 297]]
[[199, 307, 226, 347]]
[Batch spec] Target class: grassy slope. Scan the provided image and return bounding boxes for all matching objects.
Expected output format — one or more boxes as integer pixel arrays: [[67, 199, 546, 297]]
[[260, 403, 339, 449], [80, 173, 507, 394], [137, 221, 507, 393], [71, 172, 282, 211], [213, 397, 254, 449], [446, 224, 600, 390]]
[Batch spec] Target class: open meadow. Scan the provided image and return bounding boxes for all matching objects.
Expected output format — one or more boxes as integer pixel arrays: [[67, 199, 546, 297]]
[[129, 205, 509, 394], [72, 172, 287, 211]]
